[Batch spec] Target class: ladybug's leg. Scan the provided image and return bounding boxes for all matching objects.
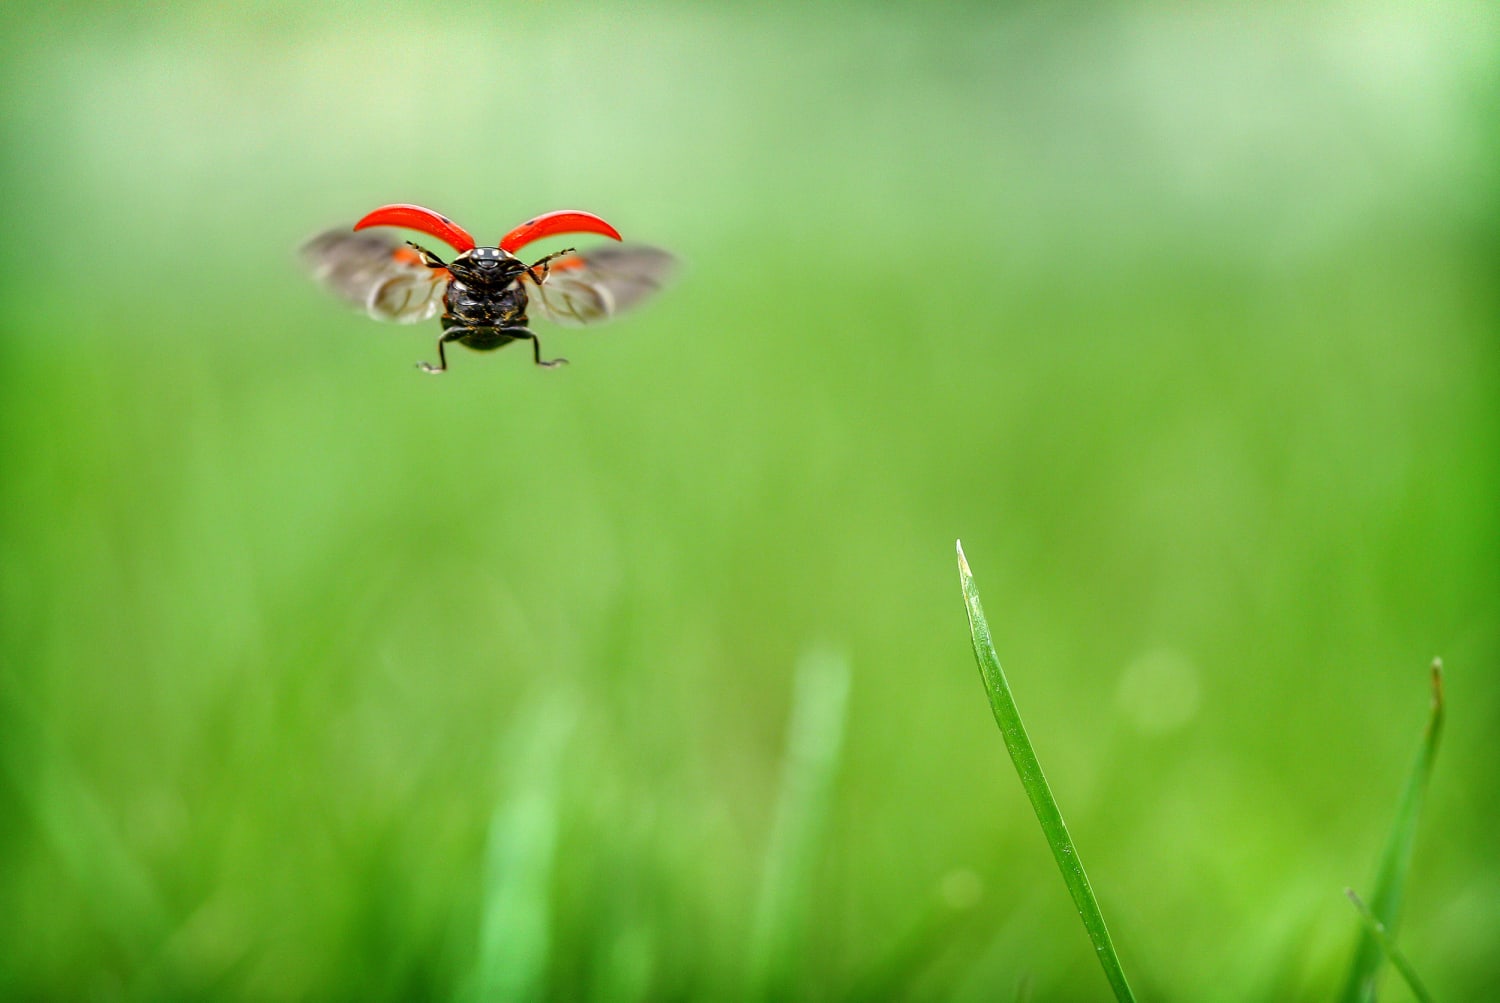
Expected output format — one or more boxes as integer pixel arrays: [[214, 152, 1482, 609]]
[[525, 248, 576, 284], [418, 328, 466, 374], [508, 326, 568, 368]]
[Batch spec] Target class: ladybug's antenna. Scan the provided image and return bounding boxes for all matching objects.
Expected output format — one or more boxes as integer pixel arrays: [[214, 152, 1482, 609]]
[[499, 210, 622, 254], [354, 204, 477, 252]]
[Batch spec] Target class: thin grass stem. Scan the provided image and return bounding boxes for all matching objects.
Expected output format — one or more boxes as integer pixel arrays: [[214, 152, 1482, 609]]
[[1345, 889, 1437, 1003], [956, 541, 1135, 1003], [1337, 659, 1445, 1003]]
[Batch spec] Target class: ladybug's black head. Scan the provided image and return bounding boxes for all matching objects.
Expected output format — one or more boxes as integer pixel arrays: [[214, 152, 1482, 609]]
[[449, 246, 526, 285]]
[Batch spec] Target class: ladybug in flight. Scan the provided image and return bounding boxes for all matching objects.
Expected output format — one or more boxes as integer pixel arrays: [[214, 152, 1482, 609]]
[[303, 204, 673, 373]]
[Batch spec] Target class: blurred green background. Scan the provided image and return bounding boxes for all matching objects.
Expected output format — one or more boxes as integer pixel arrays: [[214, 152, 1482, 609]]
[[2, 2, 1496, 999]]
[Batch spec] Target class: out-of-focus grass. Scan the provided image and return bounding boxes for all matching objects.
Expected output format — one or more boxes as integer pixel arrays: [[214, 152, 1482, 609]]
[[749, 647, 850, 998], [465, 695, 575, 1002], [1340, 661, 1445, 1003], [1346, 889, 1436, 1003], [1, 2, 1497, 999]]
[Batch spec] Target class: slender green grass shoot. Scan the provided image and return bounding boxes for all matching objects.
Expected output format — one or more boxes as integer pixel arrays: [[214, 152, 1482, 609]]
[[1345, 888, 1436, 1003], [1337, 659, 1445, 1003], [956, 541, 1135, 1003]]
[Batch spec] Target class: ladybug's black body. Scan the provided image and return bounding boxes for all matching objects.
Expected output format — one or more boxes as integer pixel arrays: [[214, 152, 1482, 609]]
[[423, 244, 568, 372]]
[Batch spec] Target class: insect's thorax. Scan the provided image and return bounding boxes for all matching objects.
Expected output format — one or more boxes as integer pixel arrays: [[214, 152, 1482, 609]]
[[444, 276, 528, 327]]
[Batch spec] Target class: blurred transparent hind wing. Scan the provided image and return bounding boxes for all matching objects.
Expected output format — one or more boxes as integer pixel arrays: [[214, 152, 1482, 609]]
[[300, 229, 448, 324], [524, 245, 675, 327]]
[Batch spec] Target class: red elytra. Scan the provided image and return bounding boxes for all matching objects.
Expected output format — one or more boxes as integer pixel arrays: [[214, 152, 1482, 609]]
[[354, 204, 476, 252], [499, 210, 622, 253], [353, 204, 622, 254]]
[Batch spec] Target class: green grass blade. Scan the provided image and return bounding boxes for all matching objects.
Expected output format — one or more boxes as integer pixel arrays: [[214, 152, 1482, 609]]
[[1345, 889, 1437, 1003], [1337, 659, 1445, 1003], [749, 646, 852, 999], [956, 541, 1136, 1003]]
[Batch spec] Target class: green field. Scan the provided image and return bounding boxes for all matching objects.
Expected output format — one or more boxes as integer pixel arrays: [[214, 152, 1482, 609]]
[[2, 3, 1496, 999]]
